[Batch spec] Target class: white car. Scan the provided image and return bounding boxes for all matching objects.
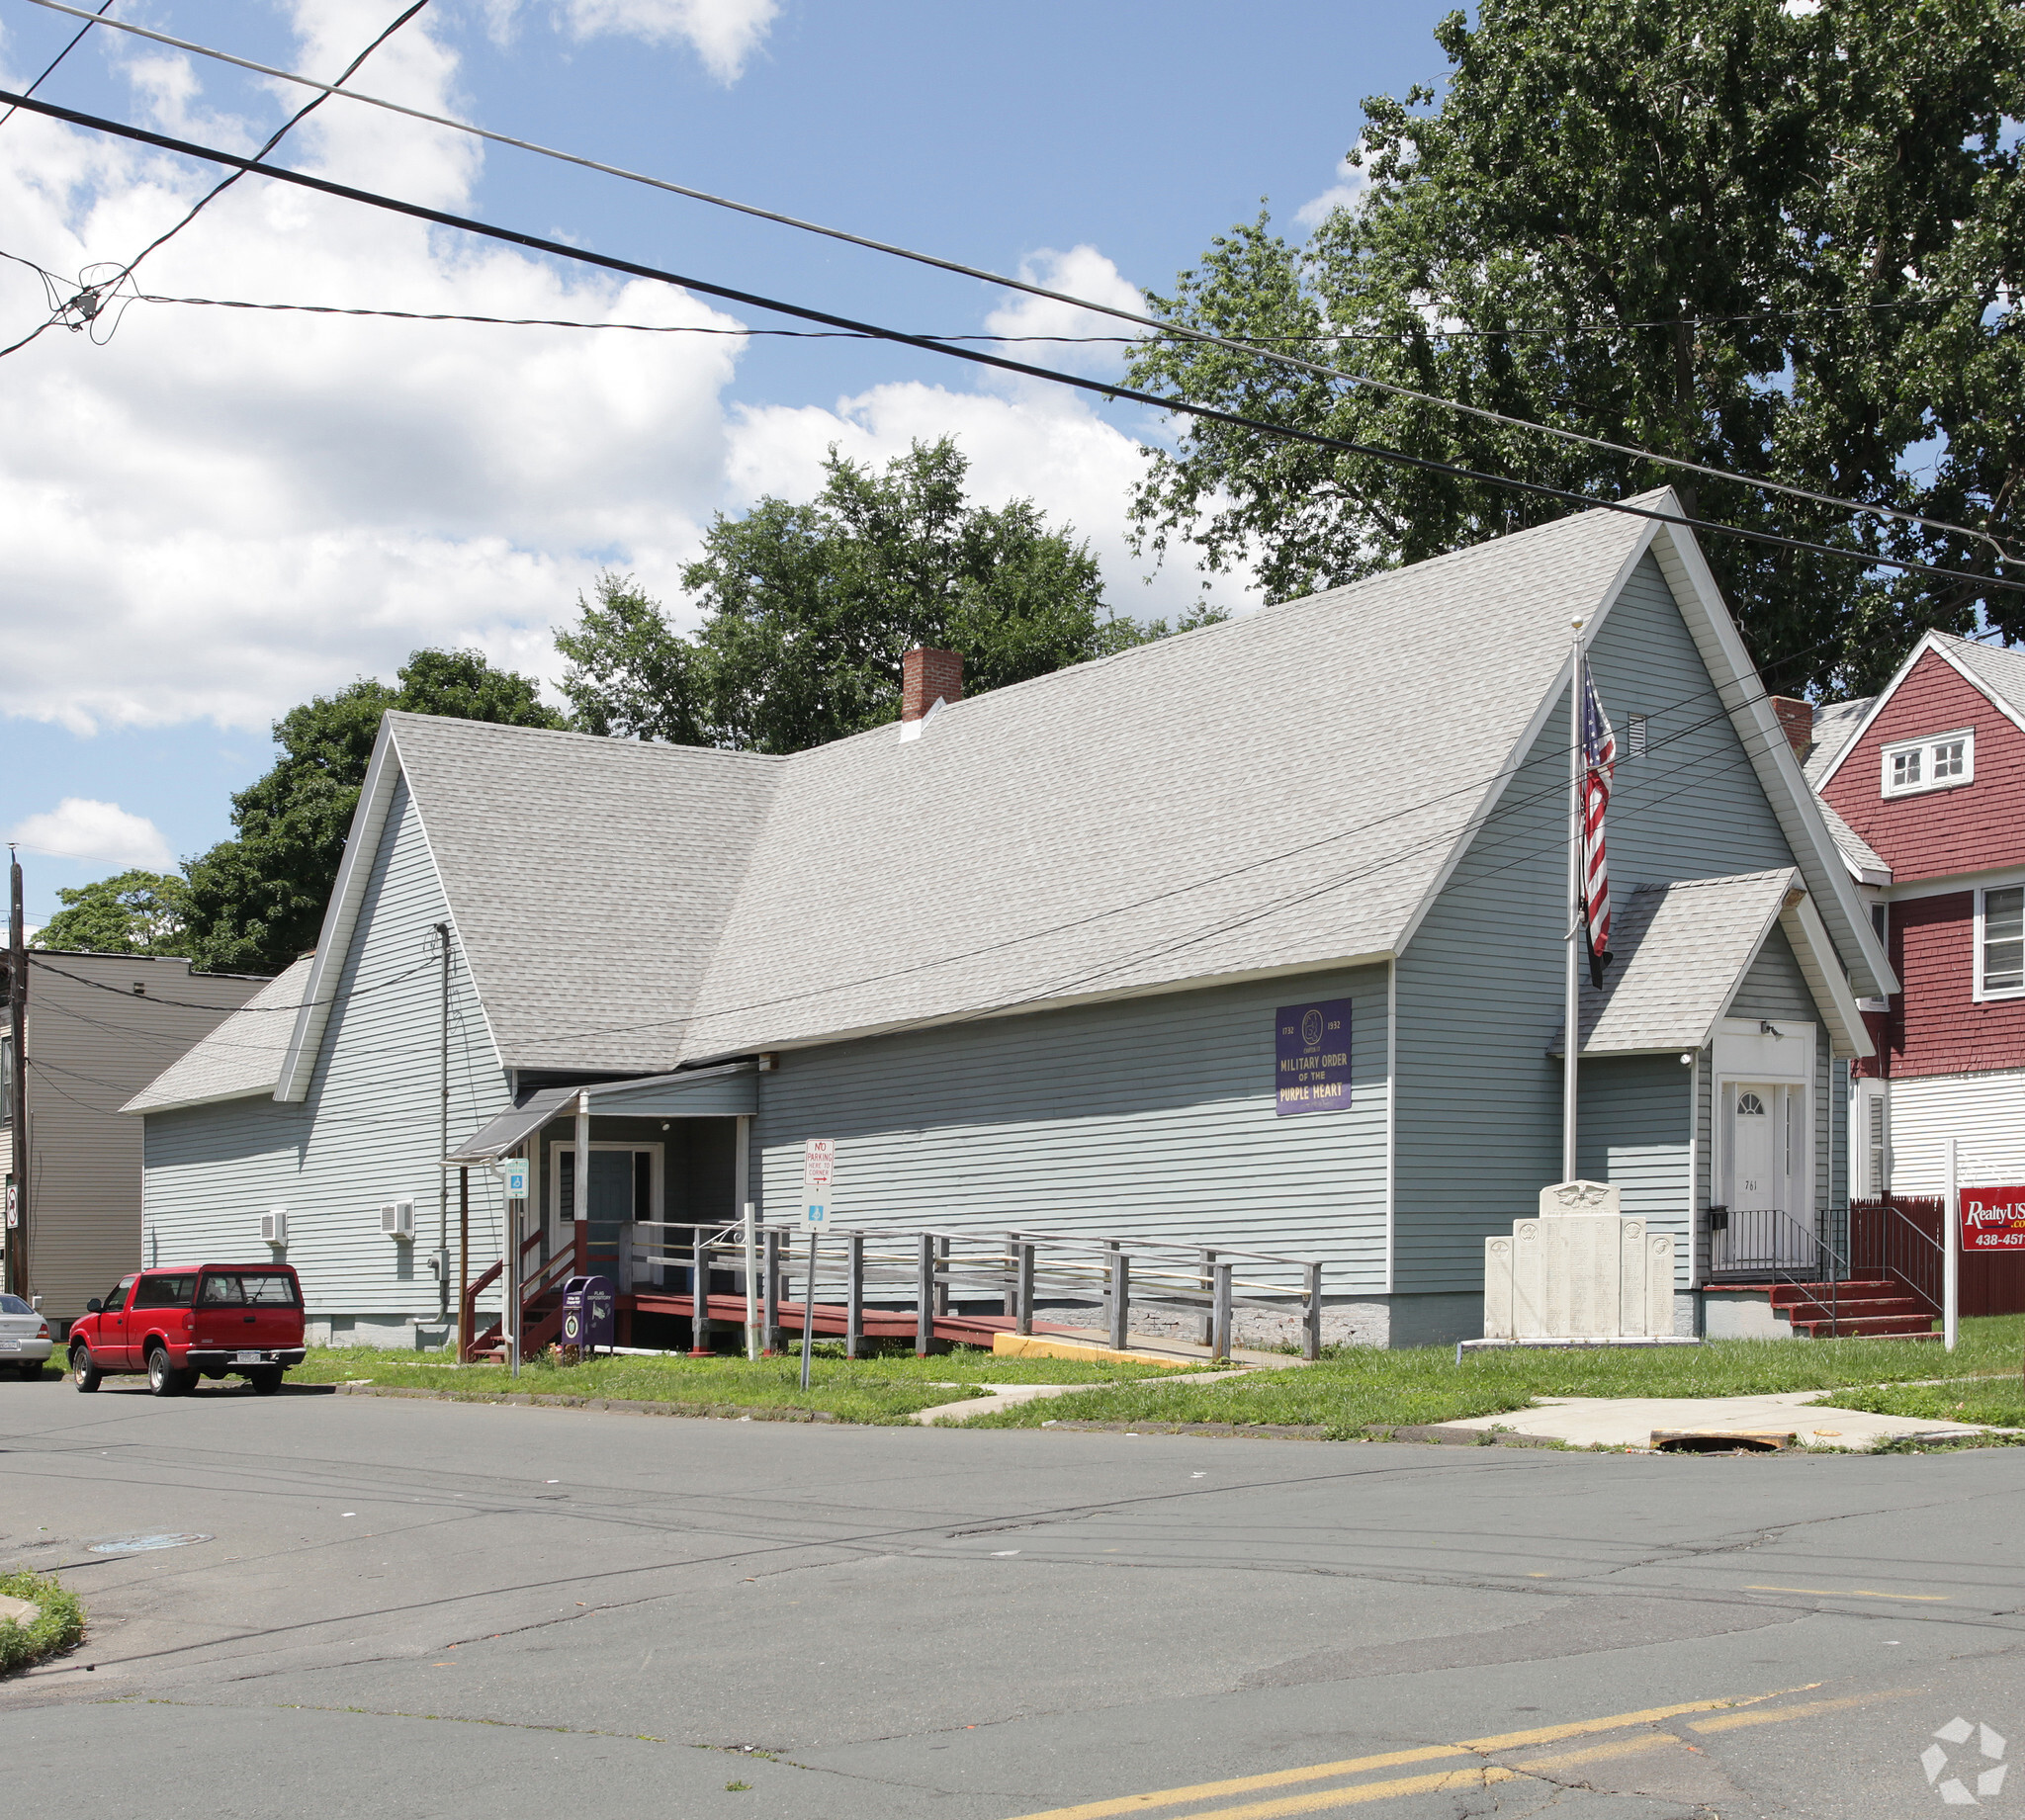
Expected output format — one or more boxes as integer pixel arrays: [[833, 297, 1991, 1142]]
[[0, 1293, 51, 1378]]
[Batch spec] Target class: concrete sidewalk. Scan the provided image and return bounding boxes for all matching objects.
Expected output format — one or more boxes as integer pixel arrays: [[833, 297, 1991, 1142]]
[[1441, 1390, 2002, 1451]]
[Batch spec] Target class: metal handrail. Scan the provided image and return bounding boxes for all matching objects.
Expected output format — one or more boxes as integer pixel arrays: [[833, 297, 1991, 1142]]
[[1710, 1205, 1847, 1331], [1849, 1196, 1946, 1317], [616, 1216, 1325, 1360]]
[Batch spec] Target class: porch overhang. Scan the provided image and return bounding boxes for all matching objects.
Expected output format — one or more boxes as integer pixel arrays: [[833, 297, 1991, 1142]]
[[1548, 868, 1873, 1063], [447, 1061, 758, 1162]]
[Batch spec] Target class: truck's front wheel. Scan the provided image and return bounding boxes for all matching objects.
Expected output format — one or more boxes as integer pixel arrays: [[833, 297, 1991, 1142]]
[[71, 1348, 100, 1393]]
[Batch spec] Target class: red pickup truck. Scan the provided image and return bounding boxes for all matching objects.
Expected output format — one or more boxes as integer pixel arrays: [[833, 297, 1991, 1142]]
[[69, 1263, 306, 1396]]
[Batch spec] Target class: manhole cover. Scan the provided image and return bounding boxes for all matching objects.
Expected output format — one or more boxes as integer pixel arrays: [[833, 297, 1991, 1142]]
[[88, 1532, 214, 1554], [1651, 1430, 1795, 1454]]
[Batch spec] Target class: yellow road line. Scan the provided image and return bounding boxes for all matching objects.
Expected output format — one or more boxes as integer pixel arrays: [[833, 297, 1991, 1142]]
[[995, 1694, 1776, 1820], [1691, 1690, 1914, 1734], [1514, 1732, 1682, 1774], [1123, 1768, 1520, 1820], [1745, 1584, 1950, 1602]]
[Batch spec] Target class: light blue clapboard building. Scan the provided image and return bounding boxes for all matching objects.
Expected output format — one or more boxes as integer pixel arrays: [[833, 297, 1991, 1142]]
[[126, 489, 1893, 1347]]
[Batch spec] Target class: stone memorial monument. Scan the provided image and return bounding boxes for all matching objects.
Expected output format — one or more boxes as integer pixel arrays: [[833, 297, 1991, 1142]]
[[1482, 1180, 1676, 1342]]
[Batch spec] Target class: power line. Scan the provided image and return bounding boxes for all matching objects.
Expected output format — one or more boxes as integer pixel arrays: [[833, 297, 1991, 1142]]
[[31, 952, 435, 1014], [0, 0, 114, 130], [17, 0, 2008, 560], [3, 84, 2018, 611], [495, 645, 1859, 1057], [2, 2, 429, 358]]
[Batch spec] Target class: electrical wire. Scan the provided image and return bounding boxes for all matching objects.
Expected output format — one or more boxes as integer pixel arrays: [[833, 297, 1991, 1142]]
[[17, 0, 2009, 560], [0, 0, 113, 129], [31, 952, 436, 1014], [1, 84, 2016, 610], [3, 1, 429, 355], [488, 647, 1864, 1058]]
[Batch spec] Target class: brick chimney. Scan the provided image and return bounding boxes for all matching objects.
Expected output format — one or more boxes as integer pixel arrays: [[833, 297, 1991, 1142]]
[[901, 648, 963, 723], [1769, 695, 1814, 763]]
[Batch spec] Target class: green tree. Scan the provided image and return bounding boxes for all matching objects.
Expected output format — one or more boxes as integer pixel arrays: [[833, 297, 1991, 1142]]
[[34, 870, 192, 956], [179, 649, 563, 975], [558, 439, 1212, 753], [1128, 0, 2025, 697]]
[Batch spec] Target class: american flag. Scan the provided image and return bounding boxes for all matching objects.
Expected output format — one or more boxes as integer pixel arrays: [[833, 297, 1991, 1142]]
[[1578, 662, 1616, 989]]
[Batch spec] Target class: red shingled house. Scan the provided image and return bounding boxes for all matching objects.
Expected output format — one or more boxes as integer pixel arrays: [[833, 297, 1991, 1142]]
[[1805, 633, 2025, 1206]]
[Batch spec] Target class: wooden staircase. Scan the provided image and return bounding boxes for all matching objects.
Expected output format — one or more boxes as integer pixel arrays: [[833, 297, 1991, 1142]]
[[1729, 1279, 1940, 1340]]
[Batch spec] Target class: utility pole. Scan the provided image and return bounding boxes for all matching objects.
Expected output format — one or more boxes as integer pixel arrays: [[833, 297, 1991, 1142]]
[[435, 921, 451, 1326], [7, 848, 27, 1301]]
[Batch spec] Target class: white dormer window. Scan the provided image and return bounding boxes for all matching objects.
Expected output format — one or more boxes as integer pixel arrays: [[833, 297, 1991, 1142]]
[[1881, 728, 1975, 798]]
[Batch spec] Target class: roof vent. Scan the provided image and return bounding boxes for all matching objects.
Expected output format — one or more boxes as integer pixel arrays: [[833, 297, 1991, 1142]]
[[900, 648, 962, 730]]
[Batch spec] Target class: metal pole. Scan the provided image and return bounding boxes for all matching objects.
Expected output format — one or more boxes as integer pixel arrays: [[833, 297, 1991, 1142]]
[[917, 1233, 933, 1356], [435, 922, 450, 1324], [845, 1230, 863, 1358], [457, 1166, 471, 1360], [1563, 625, 1583, 1184], [763, 1227, 781, 1353], [799, 1228, 819, 1391], [1108, 1244, 1130, 1351], [1015, 1240, 1034, 1337], [7, 848, 26, 1301], [1945, 1136, 1960, 1352], [507, 1167, 522, 1380], [744, 1199, 759, 1361]]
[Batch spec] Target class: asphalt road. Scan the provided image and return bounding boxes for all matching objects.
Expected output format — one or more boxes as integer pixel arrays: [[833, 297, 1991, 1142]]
[[4, 1376, 2024, 1819]]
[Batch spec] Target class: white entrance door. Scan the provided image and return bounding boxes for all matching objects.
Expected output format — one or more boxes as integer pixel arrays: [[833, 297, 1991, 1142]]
[[1722, 1082, 1810, 1267], [1729, 1084, 1784, 1211]]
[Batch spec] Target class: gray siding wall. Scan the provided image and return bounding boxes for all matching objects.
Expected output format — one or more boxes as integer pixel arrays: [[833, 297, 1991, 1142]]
[[142, 777, 512, 1330], [11, 953, 265, 1322], [754, 966, 1390, 1287], [1576, 1056, 1693, 1280], [1393, 551, 1799, 1293]]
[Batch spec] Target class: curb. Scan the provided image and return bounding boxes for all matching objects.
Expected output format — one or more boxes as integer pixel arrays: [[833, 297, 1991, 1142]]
[[330, 1383, 841, 1422]]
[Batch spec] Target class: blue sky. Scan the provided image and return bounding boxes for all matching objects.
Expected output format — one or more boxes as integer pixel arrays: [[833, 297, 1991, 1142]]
[[0, 0, 1455, 925]]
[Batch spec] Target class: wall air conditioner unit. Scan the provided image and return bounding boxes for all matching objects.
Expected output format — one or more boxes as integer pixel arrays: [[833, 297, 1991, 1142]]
[[261, 1208, 288, 1246], [380, 1199, 415, 1241]]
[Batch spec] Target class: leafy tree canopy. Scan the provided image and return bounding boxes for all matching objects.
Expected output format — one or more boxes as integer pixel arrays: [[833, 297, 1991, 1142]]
[[1128, 0, 2025, 697], [34, 870, 192, 956], [558, 438, 1218, 753], [178, 649, 563, 976]]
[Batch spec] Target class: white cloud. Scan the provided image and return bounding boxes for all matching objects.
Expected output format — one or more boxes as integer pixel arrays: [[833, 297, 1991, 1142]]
[[496, 0, 780, 82], [1294, 149, 1371, 230], [0, 15, 1242, 736], [11, 799, 173, 870], [0, 3, 745, 731], [983, 245, 1146, 379]]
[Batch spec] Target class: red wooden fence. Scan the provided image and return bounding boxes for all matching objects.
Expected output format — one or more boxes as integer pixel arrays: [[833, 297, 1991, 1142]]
[[1849, 1196, 2025, 1317]]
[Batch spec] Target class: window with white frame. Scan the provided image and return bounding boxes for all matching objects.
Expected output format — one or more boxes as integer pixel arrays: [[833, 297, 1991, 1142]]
[[1979, 885, 2025, 998], [1881, 728, 1975, 798]]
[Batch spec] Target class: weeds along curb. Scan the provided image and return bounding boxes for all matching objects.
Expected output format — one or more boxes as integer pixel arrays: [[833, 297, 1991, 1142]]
[[0, 1571, 85, 1675], [331, 1383, 848, 1421]]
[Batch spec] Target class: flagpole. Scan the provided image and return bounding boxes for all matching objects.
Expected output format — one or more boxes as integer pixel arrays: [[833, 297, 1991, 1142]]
[[1564, 619, 1584, 1184]]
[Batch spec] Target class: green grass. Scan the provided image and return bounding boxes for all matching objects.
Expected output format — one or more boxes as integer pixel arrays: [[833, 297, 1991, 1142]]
[[962, 1316, 2025, 1439], [0, 1570, 84, 1675], [292, 1342, 1190, 1425], [1811, 1373, 2025, 1428]]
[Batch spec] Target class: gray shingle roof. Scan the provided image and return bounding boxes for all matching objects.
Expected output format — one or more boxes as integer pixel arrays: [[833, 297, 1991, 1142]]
[[392, 716, 780, 1072], [1804, 696, 1872, 787], [123, 956, 312, 1112], [1938, 632, 2025, 721], [1814, 796, 1890, 880], [1561, 870, 1798, 1056], [681, 498, 1650, 1055]]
